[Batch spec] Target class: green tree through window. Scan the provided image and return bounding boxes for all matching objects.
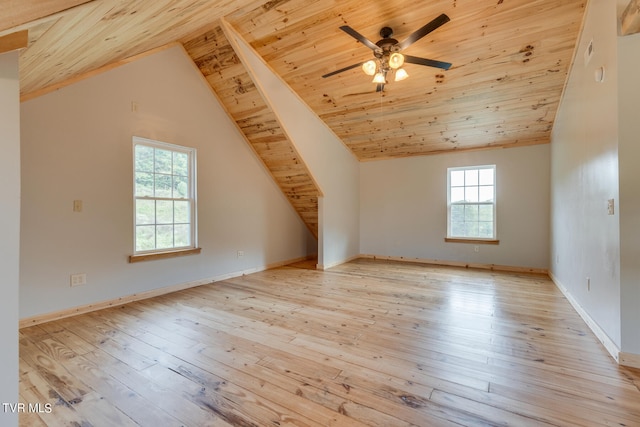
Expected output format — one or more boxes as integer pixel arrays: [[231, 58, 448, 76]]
[[133, 137, 196, 253], [447, 165, 496, 239]]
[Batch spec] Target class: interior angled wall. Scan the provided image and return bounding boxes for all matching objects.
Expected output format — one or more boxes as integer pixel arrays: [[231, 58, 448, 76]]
[[224, 23, 361, 270], [19, 45, 314, 320]]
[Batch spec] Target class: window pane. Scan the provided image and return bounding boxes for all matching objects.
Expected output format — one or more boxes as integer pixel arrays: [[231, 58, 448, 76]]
[[447, 165, 496, 240], [451, 187, 465, 203], [173, 175, 189, 198], [136, 225, 155, 251], [465, 169, 479, 186], [174, 201, 190, 224], [135, 172, 154, 197], [155, 149, 173, 174], [450, 170, 465, 187], [136, 200, 155, 225], [156, 201, 173, 224], [479, 205, 494, 221], [479, 168, 494, 186], [173, 152, 188, 176], [465, 205, 479, 222], [156, 225, 174, 249], [155, 174, 172, 198], [464, 222, 479, 237], [479, 185, 494, 202], [174, 224, 191, 247], [133, 138, 196, 254], [465, 186, 479, 203], [135, 145, 154, 172], [451, 221, 465, 237], [479, 222, 494, 238], [451, 205, 465, 222]]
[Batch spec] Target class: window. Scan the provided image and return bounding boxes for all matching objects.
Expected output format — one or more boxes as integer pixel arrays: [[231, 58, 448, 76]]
[[447, 165, 496, 240], [133, 137, 197, 255]]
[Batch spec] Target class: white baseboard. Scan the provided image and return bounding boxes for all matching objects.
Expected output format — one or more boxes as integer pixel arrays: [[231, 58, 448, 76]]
[[316, 254, 360, 271], [19, 255, 312, 329], [549, 272, 620, 363], [360, 254, 548, 275], [619, 352, 640, 370]]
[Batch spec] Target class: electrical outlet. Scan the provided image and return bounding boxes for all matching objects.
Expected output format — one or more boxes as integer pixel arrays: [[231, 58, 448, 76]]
[[70, 273, 87, 287], [474, 245, 480, 253], [237, 250, 244, 258], [607, 199, 615, 215]]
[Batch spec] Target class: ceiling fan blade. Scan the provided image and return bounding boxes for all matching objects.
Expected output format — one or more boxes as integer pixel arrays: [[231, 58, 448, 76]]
[[404, 55, 452, 70], [339, 26, 379, 51], [398, 14, 450, 51], [322, 62, 363, 78]]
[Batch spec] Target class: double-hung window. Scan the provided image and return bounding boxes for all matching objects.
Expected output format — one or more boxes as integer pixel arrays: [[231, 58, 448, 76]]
[[447, 165, 496, 240], [133, 137, 197, 255]]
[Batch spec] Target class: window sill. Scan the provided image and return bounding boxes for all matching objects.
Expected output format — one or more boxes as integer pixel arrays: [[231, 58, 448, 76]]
[[444, 238, 500, 245], [129, 247, 201, 263]]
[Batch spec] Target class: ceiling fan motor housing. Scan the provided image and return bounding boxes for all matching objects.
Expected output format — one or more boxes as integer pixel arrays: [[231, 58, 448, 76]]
[[379, 26, 394, 38]]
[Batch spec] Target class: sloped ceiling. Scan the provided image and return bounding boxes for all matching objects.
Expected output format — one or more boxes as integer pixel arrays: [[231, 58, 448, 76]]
[[3, 0, 590, 235], [5, 0, 587, 161], [183, 25, 320, 239], [225, 0, 586, 160]]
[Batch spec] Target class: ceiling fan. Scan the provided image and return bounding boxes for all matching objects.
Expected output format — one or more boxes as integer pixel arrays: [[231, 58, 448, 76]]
[[322, 13, 452, 92]]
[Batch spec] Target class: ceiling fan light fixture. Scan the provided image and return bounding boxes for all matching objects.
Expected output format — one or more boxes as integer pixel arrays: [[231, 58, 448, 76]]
[[362, 60, 377, 76], [389, 52, 405, 69], [329, 15, 452, 91], [394, 68, 409, 81], [372, 72, 386, 84]]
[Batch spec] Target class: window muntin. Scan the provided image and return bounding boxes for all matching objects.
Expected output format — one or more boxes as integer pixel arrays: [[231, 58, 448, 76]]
[[447, 165, 496, 239], [133, 137, 196, 253]]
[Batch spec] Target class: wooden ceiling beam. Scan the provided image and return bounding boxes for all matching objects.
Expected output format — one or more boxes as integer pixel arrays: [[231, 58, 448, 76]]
[[0, 0, 92, 33], [621, 0, 640, 36], [0, 30, 28, 55]]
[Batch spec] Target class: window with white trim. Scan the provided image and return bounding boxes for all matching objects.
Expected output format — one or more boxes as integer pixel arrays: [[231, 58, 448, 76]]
[[133, 137, 197, 254], [447, 165, 496, 240]]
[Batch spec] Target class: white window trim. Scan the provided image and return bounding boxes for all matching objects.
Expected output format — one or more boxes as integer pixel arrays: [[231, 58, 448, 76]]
[[446, 164, 498, 242], [131, 136, 198, 260]]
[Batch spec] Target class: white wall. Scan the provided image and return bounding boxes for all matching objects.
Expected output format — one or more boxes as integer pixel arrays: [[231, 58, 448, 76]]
[[618, 30, 640, 355], [361, 145, 550, 270], [550, 0, 621, 348], [0, 50, 20, 427], [225, 25, 360, 270], [20, 45, 314, 319]]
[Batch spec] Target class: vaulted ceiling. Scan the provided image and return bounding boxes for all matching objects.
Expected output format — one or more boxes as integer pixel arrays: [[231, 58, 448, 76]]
[[2, 0, 615, 235], [4, 0, 591, 158]]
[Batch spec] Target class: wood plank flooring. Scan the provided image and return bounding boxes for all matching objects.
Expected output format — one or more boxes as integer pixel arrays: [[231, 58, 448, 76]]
[[19, 259, 640, 426]]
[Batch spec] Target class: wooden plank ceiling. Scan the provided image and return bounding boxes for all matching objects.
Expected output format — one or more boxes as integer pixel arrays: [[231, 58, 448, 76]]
[[4, 0, 592, 234], [225, 0, 586, 160], [182, 25, 320, 238]]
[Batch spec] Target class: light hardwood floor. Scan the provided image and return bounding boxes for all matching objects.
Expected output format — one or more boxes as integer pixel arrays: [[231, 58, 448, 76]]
[[19, 259, 640, 426]]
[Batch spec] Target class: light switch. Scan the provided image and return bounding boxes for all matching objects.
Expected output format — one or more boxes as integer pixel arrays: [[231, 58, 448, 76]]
[[73, 200, 83, 213]]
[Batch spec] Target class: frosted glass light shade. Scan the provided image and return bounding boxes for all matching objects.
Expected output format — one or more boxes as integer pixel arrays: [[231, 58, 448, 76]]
[[394, 68, 409, 81], [372, 72, 386, 84], [362, 60, 377, 76], [389, 52, 405, 69]]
